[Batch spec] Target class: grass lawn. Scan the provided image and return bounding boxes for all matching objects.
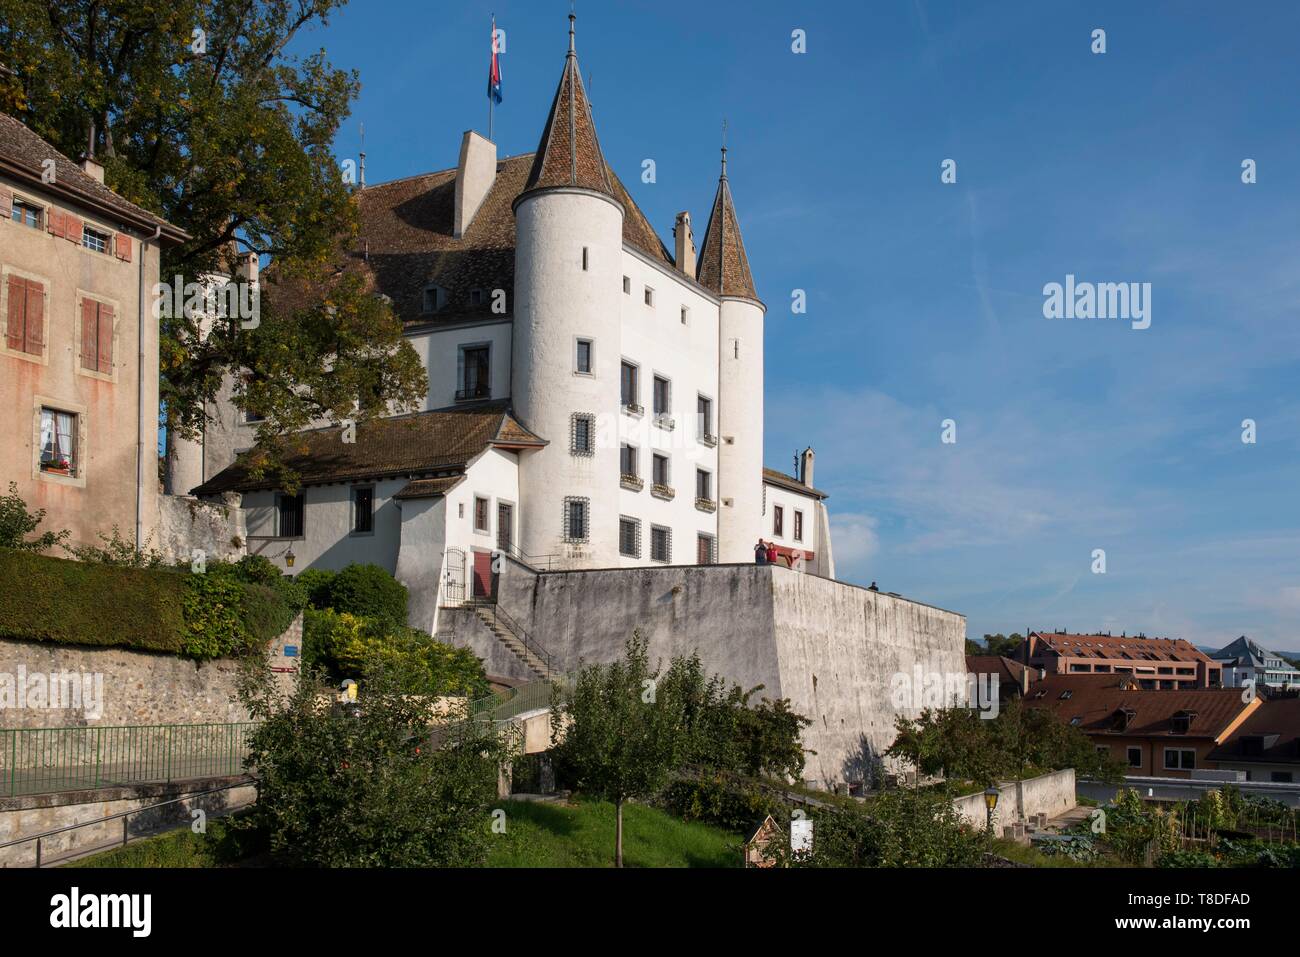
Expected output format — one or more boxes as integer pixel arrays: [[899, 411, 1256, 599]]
[[63, 817, 264, 868], [486, 798, 743, 868]]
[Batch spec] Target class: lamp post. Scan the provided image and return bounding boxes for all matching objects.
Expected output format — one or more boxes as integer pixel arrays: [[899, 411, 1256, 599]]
[[984, 785, 1001, 834]]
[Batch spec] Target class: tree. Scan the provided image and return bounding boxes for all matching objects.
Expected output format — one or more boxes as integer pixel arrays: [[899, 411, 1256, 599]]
[[238, 660, 511, 866], [981, 633, 1024, 658], [0, 1, 427, 490], [0, 482, 69, 552], [550, 633, 691, 867]]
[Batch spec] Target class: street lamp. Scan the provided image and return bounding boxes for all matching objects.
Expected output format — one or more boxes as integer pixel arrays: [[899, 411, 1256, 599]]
[[984, 785, 1001, 833]]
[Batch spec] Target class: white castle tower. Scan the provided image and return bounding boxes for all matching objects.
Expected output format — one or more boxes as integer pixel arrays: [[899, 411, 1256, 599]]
[[698, 147, 765, 563], [511, 15, 625, 567]]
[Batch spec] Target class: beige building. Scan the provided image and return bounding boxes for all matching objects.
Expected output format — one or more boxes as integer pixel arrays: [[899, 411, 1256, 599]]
[[0, 112, 186, 549]]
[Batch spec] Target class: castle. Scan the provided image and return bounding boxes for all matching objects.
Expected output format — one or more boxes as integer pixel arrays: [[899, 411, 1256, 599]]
[[185, 16, 834, 633]]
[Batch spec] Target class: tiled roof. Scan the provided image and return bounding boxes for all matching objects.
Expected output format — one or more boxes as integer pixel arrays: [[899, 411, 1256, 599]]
[[191, 402, 545, 495], [1207, 698, 1300, 765], [762, 467, 827, 500], [1028, 631, 1214, 664], [1210, 635, 1299, 671], [1022, 674, 1254, 740], [0, 112, 185, 241], [696, 156, 757, 300], [394, 475, 466, 500], [521, 39, 615, 201], [966, 655, 1030, 688]]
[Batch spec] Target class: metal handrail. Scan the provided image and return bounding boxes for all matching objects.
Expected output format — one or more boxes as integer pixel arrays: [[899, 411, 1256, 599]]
[[494, 541, 560, 572], [0, 778, 254, 867], [471, 599, 553, 677]]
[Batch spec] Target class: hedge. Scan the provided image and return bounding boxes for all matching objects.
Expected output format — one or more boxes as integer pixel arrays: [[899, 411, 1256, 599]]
[[0, 548, 297, 660]]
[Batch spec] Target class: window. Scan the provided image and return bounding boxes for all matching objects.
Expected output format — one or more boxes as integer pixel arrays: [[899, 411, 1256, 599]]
[[457, 343, 490, 400], [474, 496, 490, 533], [1126, 747, 1142, 769], [82, 225, 110, 254], [619, 516, 641, 558], [497, 502, 513, 552], [653, 453, 670, 487], [351, 486, 375, 534], [794, 510, 804, 542], [1163, 748, 1196, 771], [243, 410, 265, 424], [4, 275, 45, 356], [582, 247, 589, 271], [680, 306, 689, 325], [697, 533, 717, 565], [696, 468, 712, 501], [621, 361, 640, 409], [79, 298, 114, 374], [422, 285, 446, 313], [653, 375, 670, 415], [11, 197, 41, 229], [696, 395, 713, 441], [650, 524, 671, 563], [277, 492, 305, 538], [563, 496, 590, 542], [773, 504, 785, 537], [39, 408, 77, 476], [644, 286, 655, 307], [622, 276, 631, 294], [575, 338, 593, 375], [1270, 771, 1294, 783], [571, 412, 595, 456], [470, 288, 485, 306], [620, 443, 638, 478]]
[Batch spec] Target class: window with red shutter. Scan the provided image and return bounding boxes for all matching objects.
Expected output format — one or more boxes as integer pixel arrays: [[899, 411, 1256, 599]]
[[22, 280, 44, 355], [5, 275, 25, 352], [96, 303, 114, 372], [80, 299, 98, 370], [116, 234, 132, 262]]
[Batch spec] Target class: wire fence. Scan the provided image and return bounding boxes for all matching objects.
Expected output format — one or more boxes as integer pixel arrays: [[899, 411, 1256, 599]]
[[0, 723, 256, 798]]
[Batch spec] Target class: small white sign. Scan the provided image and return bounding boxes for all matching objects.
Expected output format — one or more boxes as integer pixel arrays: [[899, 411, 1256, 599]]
[[791, 818, 813, 853]]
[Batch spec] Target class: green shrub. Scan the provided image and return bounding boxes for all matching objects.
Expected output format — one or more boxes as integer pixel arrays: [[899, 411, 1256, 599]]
[[660, 776, 785, 833], [294, 567, 337, 609], [327, 563, 408, 624], [0, 548, 185, 652], [0, 482, 69, 552]]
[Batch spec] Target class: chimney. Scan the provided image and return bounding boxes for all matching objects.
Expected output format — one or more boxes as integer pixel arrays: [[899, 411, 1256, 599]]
[[454, 130, 497, 239], [1020, 664, 1030, 696], [673, 211, 696, 279], [800, 447, 815, 488], [80, 118, 104, 183]]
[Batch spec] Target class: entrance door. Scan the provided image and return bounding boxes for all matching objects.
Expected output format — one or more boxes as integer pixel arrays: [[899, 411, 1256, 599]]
[[472, 550, 494, 599], [443, 547, 466, 604], [497, 502, 514, 554]]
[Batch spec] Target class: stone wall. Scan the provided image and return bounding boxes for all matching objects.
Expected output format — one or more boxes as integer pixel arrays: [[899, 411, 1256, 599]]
[[0, 613, 301, 729], [155, 492, 247, 565], [453, 560, 966, 788], [950, 769, 1077, 830]]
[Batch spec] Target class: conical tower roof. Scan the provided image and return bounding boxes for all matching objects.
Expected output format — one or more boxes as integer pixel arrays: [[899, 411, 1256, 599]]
[[522, 15, 616, 201], [696, 147, 756, 299]]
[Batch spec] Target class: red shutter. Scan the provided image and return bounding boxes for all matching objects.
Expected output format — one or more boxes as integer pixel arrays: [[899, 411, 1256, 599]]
[[64, 214, 82, 244], [0, 186, 11, 220], [81, 299, 98, 370], [23, 281, 44, 354], [46, 208, 59, 236], [5, 276, 25, 351], [96, 302, 114, 372], [116, 234, 132, 262]]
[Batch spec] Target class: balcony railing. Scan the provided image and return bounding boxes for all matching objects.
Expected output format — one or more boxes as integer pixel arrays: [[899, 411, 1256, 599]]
[[622, 401, 644, 416], [653, 413, 675, 430], [455, 383, 491, 401], [620, 474, 644, 492], [651, 483, 675, 501], [695, 497, 717, 513]]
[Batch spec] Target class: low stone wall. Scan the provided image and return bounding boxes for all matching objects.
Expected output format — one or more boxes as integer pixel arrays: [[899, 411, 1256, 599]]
[[0, 613, 301, 729], [950, 768, 1077, 830], [459, 560, 966, 789], [0, 776, 255, 867], [156, 493, 246, 565]]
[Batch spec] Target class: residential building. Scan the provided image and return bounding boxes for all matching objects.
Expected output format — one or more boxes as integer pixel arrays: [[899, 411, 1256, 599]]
[[0, 112, 186, 549], [1207, 697, 1300, 783], [1209, 635, 1300, 692], [1023, 630, 1222, 689], [1022, 673, 1258, 779]]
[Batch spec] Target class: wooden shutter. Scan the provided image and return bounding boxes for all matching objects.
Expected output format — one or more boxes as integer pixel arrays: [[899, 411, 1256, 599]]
[[23, 281, 44, 354], [5, 276, 25, 351], [0, 186, 11, 220], [96, 302, 114, 372], [116, 234, 132, 262], [80, 299, 98, 369], [46, 208, 59, 236], [64, 214, 82, 243]]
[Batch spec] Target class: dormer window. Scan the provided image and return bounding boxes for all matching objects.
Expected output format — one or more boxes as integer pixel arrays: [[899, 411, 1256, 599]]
[[422, 284, 447, 314], [1171, 711, 1196, 735]]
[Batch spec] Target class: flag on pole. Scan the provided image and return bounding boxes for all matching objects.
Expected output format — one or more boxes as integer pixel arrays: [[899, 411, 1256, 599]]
[[487, 16, 503, 105]]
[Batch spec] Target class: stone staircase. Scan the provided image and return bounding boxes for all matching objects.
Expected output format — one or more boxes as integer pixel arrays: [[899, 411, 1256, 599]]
[[472, 606, 549, 681]]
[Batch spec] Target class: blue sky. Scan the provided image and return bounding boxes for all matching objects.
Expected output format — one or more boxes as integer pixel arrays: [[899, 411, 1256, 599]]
[[296, 0, 1300, 652]]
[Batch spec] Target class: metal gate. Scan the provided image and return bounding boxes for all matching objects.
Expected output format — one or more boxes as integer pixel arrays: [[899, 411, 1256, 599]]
[[443, 547, 467, 605]]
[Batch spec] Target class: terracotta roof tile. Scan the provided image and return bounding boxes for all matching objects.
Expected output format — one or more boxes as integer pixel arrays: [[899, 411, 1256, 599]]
[[762, 466, 827, 500], [521, 44, 614, 200], [0, 112, 185, 240], [394, 475, 466, 500], [1207, 698, 1300, 765], [697, 158, 756, 300], [191, 402, 544, 495], [1022, 674, 1253, 740]]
